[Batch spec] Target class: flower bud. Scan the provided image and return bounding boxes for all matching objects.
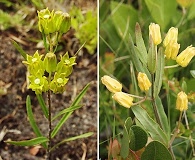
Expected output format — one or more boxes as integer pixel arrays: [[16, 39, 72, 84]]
[[149, 23, 162, 45], [112, 92, 133, 108], [137, 72, 151, 91], [37, 8, 55, 34], [101, 75, 122, 93], [163, 27, 178, 47], [44, 52, 57, 73], [176, 45, 195, 67], [176, 91, 188, 111], [165, 42, 180, 60], [53, 11, 71, 34]]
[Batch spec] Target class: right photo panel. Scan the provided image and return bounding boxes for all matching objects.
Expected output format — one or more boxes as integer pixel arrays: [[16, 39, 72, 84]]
[[99, 0, 195, 159]]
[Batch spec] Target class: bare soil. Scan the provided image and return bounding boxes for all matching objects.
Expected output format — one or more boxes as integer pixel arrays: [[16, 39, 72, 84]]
[[0, 2, 97, 159]]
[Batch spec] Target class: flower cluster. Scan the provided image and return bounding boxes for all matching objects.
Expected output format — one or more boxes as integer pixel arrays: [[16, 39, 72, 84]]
[[101, 72, 151, 108], [37, 8, 71, 35], [23, 51, 76, 94], [22, 8, 76, 94], [149, 23, 195, 67]]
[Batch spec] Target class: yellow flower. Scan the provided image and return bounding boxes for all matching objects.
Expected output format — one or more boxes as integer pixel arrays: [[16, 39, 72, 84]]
[[176, 0, 194, 8], [176, 91, 188, 111], [165, 42, 180, 60], [176, 45, 195, 67], [112, 92, 133, 108], [149, 23, 162, 45], [101, 75, 122, 93], [137, 72, 151, 91], [163, 27, 178, 47]]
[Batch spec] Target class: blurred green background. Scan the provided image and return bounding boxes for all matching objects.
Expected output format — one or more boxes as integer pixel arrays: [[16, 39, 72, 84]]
[[99, 0, 195, 159]]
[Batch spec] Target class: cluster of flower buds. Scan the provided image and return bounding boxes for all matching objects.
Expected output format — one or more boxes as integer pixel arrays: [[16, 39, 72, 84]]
[[23, 51, 76, 94], [149, 23, 195, 67], [101, 72, 151, 108], [37, 8, 71, 35]]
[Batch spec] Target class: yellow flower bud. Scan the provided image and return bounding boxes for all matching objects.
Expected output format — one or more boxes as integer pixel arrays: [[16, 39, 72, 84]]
[[163, 27, 178, 47], [137, 72, 151, 91], [112, 92, 133, 108], [176, 45, 195, 67], [44, 52, 57, 73], [165, 42, 180, 60], [176, 91, 188, 111], [176, 0, 194, 8], [101, 75, 122, 93], [149, 23, 162, 45]]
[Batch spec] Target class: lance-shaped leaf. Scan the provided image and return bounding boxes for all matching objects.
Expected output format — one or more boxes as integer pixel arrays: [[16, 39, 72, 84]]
[[51, 83, 90, 138], [50, 132, 93, 152], [52, 83, 90, 121], [131, 105, 168, 146], [120, 126, 129, 159], [12, 40, 27, 60], [5, 137, 48, 146], [36, 94, 48, 119], [155, 97, 170, 138], [153, 47, 164, 97], [26, 95, 47, 148], [135, 23, 148, 65], [147, 36, 156, 74]]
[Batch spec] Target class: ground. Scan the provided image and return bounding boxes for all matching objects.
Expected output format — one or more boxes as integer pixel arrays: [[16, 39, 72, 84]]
[[0, 2, 97, 159]]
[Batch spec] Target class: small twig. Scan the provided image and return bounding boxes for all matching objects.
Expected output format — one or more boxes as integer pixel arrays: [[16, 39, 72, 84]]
[[164, 64, 180, 69]]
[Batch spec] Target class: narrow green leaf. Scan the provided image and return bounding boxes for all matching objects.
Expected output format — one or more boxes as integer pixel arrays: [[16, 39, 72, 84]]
[[51, 112, 72, 138], [50, 132, 93, 152], [26, 96, 47, 148], [154, 47, 164, 97], [155, 97, 169, 139], [52, 83, 90, 121], [128, 35, 145, 73], [135, 23, 148, 65], [52, 105, 80, 121], [141, 141, 172, 160], [120, 126, 129, 159], [131, 105, 168, 146], [36, 94, 48, 119], [12, 40, 27, 60], [147, 37, 156, 74], [70, 83, 90, 107], [6, 137, 48, 146], [129, 125, 148, 151], [124, 117, 133, 131]]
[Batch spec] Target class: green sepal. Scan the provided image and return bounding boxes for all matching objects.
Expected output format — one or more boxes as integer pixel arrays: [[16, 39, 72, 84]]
[[5, 137, 48, 147]]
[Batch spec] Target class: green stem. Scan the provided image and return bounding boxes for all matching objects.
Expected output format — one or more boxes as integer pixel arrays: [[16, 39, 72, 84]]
[[151, 73, 163, 129]]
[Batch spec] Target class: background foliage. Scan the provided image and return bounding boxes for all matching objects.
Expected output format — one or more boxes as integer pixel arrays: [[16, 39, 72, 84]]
[[99, 0, 195, 159]]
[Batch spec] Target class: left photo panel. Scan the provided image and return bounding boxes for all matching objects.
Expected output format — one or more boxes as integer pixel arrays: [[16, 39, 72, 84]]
[[0, 1, 97, 159]]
